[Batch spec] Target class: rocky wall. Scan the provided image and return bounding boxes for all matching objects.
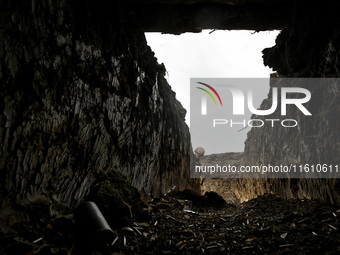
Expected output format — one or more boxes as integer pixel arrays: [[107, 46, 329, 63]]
[[246, 0, 340, 204], [201, 0, 340, 205], [0, 0, 198, 215]]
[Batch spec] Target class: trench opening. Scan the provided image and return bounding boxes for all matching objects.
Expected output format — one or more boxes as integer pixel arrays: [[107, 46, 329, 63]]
[[146, 30, 281, 204], [146, 30, 280, 154]]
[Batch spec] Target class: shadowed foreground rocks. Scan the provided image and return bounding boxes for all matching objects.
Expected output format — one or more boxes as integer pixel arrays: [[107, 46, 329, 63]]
[[1, 191, 340, 254]]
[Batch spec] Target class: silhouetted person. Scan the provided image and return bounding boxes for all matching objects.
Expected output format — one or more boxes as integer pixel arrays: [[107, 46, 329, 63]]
[[194, 147, 205, 185]]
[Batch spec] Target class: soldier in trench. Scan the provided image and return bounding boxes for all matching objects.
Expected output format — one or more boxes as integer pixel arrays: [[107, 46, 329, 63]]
[[194, 147, 206, 185]]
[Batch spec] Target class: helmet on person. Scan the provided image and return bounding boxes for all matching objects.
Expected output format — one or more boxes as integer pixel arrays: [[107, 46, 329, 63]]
[[194, 147, 205, 156]]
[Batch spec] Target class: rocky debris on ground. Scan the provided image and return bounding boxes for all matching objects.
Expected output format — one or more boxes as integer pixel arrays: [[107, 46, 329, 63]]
[[1, 191, 340, 254], [85, 170, 150, 229]]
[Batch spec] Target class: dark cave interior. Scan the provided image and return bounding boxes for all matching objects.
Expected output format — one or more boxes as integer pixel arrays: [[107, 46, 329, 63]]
[[1, 0, 340, 254]]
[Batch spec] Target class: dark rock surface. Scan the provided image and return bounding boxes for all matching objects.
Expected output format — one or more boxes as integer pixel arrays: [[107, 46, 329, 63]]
[[263, 1, 340, 77], [244, 0, 340, 204], [85, 170, 149, 229], [0, 0, 198, 218], [243, 77, 340, 204], [133, 1, 292, 34], [202, 0, 340, 206]]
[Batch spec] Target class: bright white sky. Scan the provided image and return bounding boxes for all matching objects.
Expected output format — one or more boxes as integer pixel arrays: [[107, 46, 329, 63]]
[[145, 30, 280, 153]]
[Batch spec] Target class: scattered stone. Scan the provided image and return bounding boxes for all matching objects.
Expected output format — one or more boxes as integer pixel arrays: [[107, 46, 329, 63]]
[[1, 194, 340, 254]]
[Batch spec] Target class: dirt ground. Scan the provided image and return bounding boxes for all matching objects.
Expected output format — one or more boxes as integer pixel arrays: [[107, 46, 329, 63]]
[[1, 189, 340, 254]]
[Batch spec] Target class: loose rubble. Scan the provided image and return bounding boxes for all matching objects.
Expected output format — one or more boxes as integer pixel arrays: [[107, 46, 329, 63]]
[[1, 190, 340, 254]]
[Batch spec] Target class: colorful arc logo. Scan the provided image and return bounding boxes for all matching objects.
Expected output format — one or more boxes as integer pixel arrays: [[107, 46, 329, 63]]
[[196, 82, 222, 115], [196, 82, 223, 106]]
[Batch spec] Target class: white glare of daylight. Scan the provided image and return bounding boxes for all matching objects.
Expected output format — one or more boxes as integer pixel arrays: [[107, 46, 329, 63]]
[[145, 30, 280, 153]]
